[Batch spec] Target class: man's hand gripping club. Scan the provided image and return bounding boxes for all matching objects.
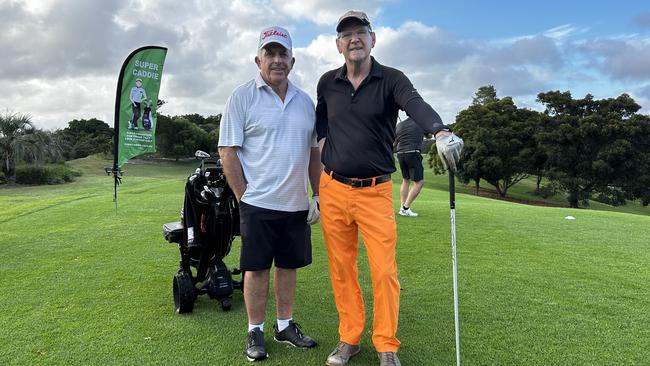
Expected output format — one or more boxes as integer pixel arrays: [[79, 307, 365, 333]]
[[435, 131, 464, 172]]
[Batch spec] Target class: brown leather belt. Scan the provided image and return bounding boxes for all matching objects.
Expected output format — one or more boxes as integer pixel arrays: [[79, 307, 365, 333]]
[[324, 167, 391, 188]]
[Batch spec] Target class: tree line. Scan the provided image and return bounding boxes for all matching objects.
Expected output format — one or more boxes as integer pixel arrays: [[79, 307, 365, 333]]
[[0, 112, 221, 184], [429, 86, 650, 208], [4, 86, 650, 207]]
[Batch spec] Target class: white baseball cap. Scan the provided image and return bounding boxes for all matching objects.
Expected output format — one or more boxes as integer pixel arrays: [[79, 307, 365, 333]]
[[258, 26, 292, 50]]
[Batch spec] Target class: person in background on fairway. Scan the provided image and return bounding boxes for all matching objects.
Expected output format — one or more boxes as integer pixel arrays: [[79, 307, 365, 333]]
[[394, 117, 430, 217], [218, 26, 321, 362], [316, 10, 464, 366]]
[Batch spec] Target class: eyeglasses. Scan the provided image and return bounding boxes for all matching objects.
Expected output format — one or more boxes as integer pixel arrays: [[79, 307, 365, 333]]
[[337, 27, 372, 41]]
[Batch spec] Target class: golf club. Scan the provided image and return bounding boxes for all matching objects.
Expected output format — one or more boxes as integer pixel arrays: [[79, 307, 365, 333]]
[[449, 170, 461, 366]]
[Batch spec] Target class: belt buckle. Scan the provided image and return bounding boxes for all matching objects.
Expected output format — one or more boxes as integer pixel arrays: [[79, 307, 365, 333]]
[[350, 179, 363, 188]]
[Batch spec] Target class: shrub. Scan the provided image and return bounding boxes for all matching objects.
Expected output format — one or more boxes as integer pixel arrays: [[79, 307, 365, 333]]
[[533, 184, 559, 199], [594, 188, 628, 207], [15, 164, 82, 185], [0, 171, 5, 184]]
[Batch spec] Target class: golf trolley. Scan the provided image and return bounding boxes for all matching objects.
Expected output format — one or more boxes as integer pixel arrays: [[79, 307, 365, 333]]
[[162, 150, 243, 313]]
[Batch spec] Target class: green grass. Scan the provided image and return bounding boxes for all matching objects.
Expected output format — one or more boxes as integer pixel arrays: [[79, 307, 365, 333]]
[[420, 167, 650, 216], [1, 155, 649, 365]]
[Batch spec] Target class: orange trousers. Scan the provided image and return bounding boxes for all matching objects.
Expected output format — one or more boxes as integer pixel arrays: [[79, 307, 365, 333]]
[[319, 170, 401, 352]]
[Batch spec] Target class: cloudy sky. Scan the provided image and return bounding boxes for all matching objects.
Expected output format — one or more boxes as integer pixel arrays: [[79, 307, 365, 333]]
[[2, 0, 650, 130]]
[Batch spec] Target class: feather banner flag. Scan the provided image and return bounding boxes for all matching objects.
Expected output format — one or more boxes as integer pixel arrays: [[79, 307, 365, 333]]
[[107, 46, 167, 206]]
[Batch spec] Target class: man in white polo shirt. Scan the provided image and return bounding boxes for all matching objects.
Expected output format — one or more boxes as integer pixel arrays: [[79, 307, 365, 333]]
[[218, 26, 321, 362]]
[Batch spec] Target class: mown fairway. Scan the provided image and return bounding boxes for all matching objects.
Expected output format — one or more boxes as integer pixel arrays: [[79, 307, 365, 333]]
[[1, 156, 649, 365]]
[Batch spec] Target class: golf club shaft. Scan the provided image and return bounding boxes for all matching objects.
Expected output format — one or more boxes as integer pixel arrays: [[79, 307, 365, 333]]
[[450, 171, 461, 366]]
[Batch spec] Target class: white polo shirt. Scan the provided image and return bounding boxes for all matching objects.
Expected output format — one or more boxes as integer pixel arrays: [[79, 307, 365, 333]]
[[218, 73, 317, 212], [130, 86, 146, 103]]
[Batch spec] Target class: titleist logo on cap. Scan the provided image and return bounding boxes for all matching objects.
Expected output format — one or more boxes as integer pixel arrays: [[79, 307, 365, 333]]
[[262, 29, 288, 40]]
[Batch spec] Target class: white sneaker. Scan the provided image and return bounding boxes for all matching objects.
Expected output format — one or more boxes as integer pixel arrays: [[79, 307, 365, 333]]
[[398, 208, 418, 217]]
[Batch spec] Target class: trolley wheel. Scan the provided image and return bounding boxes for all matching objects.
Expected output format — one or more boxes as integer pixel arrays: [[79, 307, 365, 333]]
[[173, 271, 195, 314], [220, 298, 232, 311]]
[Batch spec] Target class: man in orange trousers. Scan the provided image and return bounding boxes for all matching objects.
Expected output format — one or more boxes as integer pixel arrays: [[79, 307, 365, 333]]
[[316, 10, 464, 366]]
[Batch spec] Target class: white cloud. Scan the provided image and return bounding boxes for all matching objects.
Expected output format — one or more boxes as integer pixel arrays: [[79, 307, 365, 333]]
[[269, 0, 385, 26], [544, 24, 582, 40], [15, 0, 56, 15], [1, 0, 649, 130], [577, 38, 650, 82], [0, 75, 115, 130]]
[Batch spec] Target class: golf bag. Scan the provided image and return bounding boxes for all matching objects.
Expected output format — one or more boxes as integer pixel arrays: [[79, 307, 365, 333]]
[[162, 150, 243, 313], [142, 99, 153, 130]]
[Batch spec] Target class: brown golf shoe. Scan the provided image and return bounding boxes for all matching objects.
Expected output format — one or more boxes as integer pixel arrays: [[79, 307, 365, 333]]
[[378, 352, 401, 366], [326, 341, 361, 366]]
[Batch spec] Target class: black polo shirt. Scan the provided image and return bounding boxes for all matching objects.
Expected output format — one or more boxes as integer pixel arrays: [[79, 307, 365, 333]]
[[395, 117, 426, 152], [316, 57, 446, 178]]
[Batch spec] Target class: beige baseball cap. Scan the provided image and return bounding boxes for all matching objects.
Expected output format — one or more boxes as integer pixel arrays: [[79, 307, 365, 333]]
[[336, 10, 371, 32], [258, 26, 292, 50]]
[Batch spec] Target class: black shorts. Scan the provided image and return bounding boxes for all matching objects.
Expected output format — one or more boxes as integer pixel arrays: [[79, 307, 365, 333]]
[[238, 201, 312, 271], [397, 152, 424, 181]]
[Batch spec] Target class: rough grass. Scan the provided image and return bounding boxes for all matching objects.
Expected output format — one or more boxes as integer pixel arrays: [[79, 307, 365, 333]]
[[1, 155, 649, 365]]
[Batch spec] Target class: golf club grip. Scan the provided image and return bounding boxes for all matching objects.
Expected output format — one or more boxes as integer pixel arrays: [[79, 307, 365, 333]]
[[449, 171, 455, 209]]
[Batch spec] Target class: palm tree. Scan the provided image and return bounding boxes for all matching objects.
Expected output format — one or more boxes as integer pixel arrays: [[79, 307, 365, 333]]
[[0, 111, 35, 184], [21, 129, 64, 165]]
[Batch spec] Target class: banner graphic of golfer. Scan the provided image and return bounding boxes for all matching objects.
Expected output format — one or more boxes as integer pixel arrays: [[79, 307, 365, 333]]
[[115, 46, 167, 167], [107, 45, 167, 205]]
